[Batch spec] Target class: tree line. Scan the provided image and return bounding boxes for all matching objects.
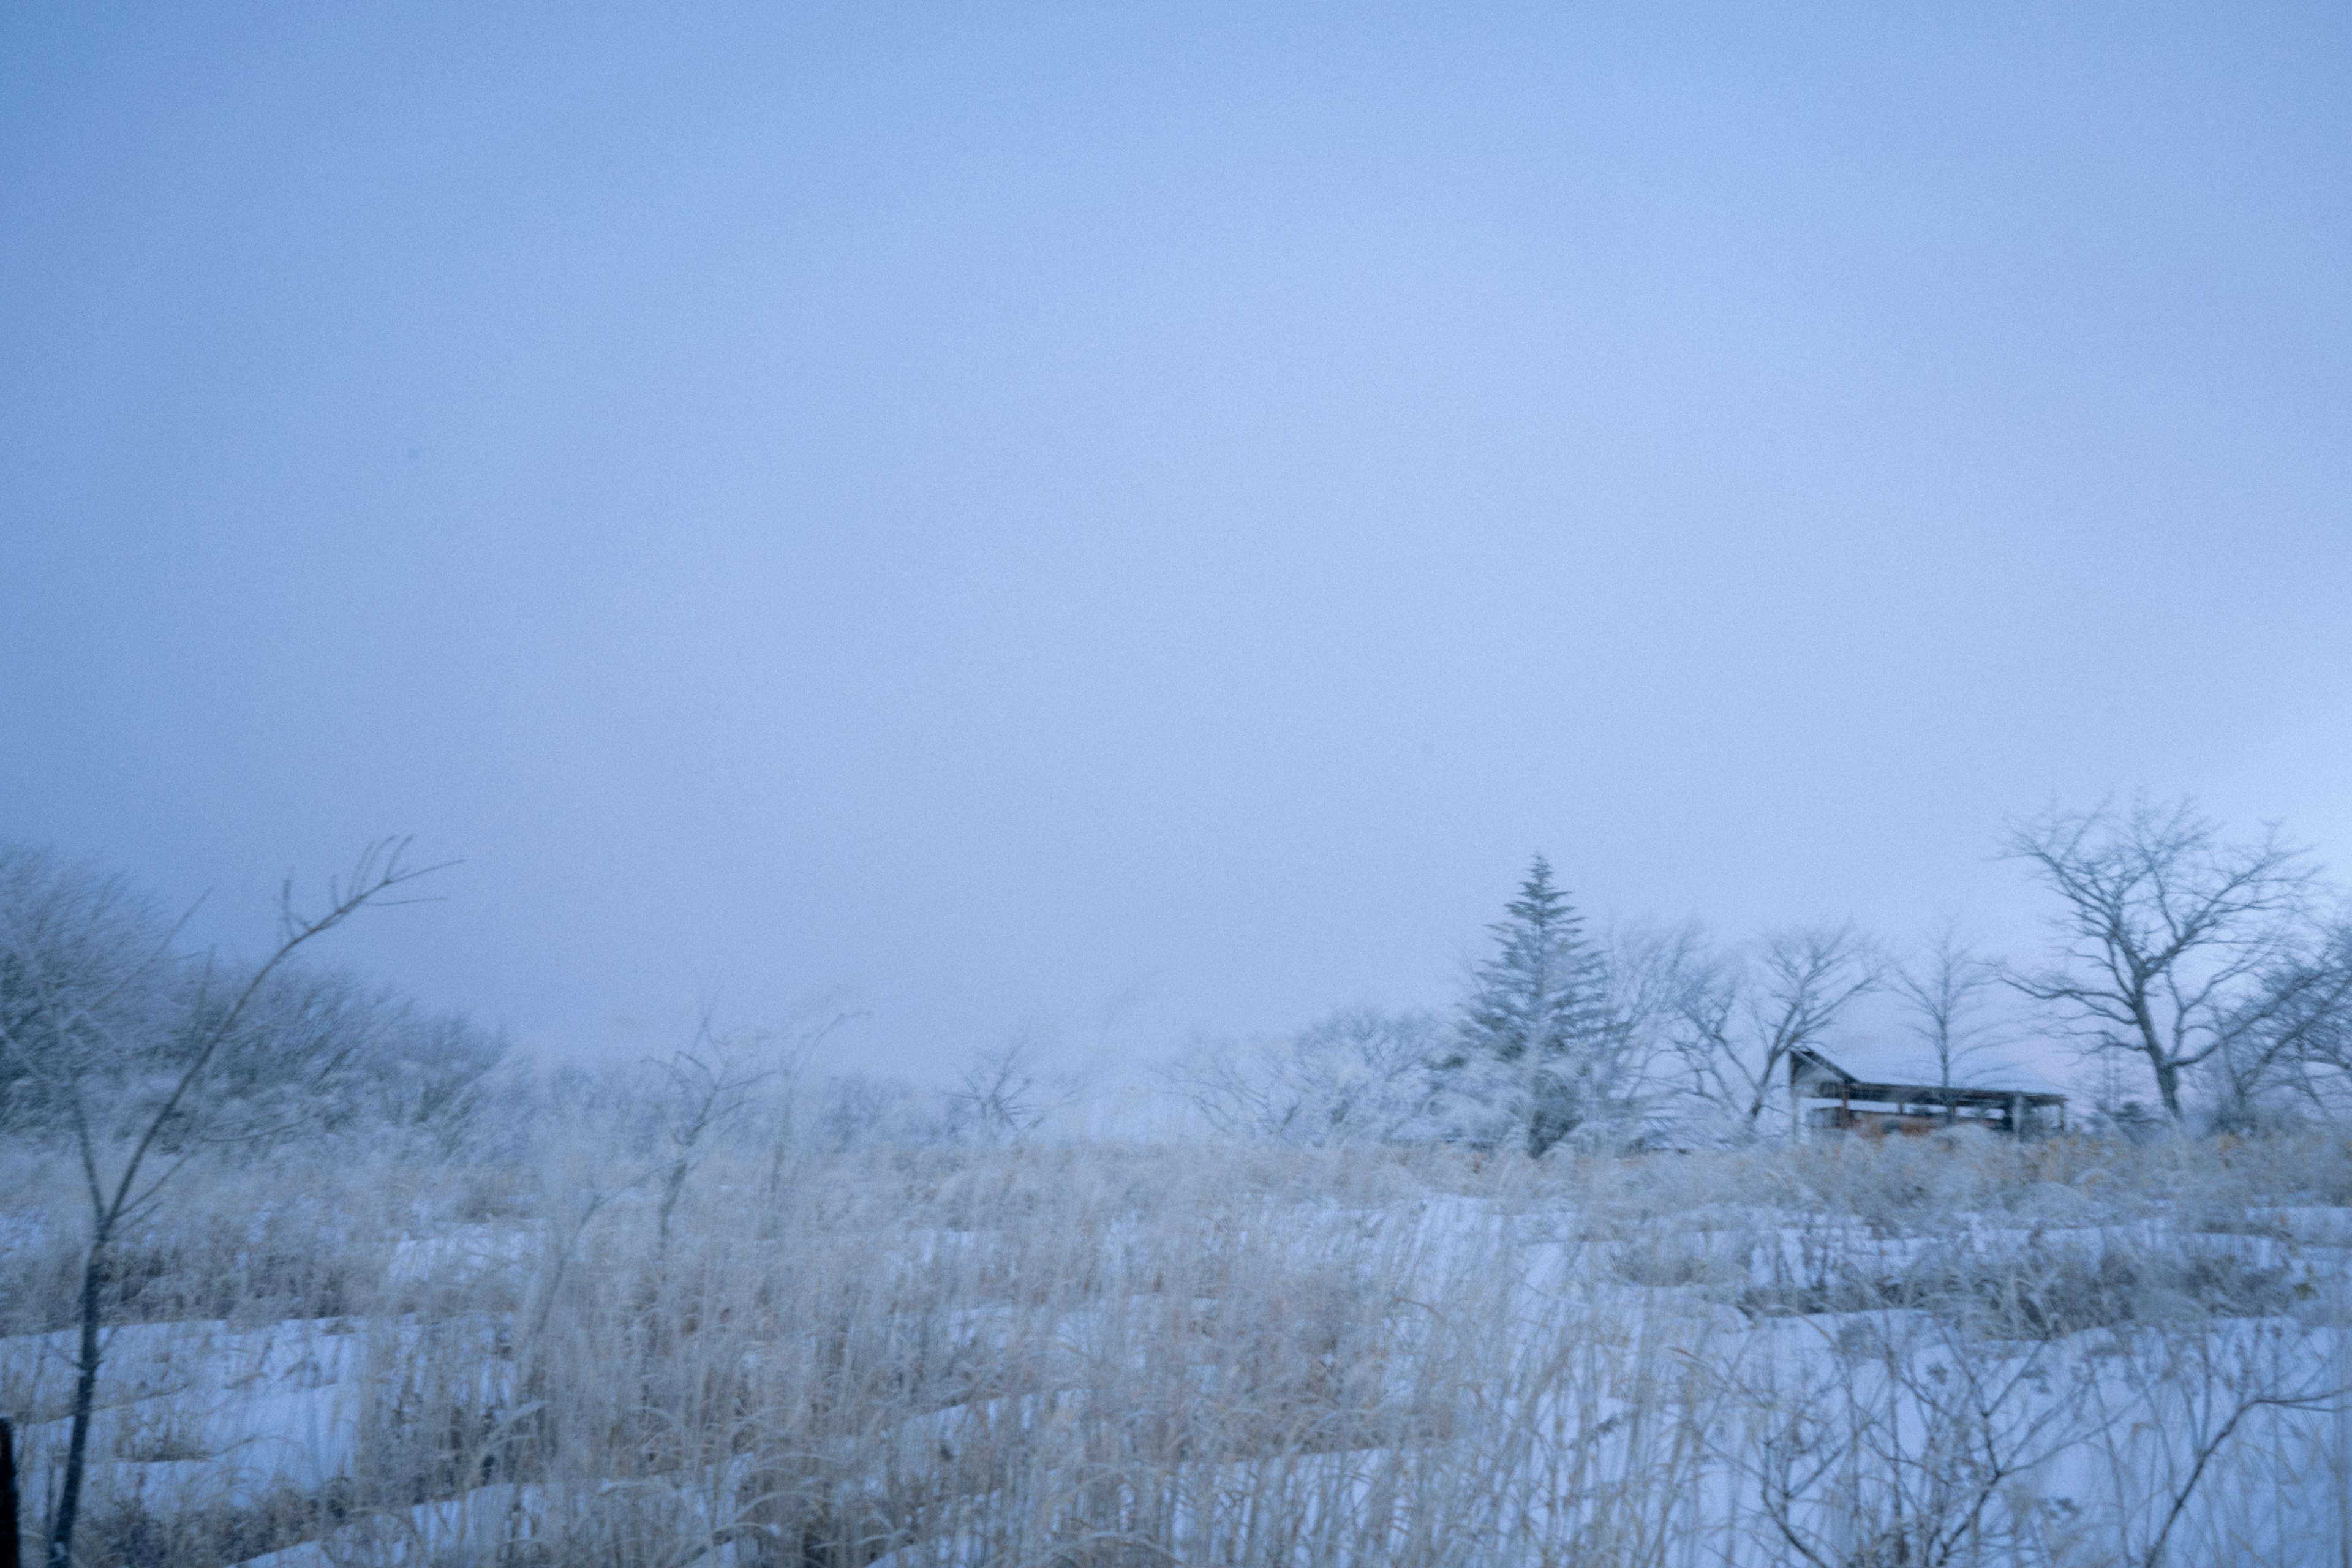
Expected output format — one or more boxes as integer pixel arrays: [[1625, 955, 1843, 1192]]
[[7, 795, 2351, 1561], [1178, 795, 2352, 1152]]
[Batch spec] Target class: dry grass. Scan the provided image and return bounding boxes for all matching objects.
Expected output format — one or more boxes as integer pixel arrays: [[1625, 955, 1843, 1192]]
[[6, 1118, 2351, 1566]]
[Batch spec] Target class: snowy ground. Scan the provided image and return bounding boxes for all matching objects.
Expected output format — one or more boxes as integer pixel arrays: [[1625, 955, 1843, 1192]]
[[6, 1133, 2352, 1566]]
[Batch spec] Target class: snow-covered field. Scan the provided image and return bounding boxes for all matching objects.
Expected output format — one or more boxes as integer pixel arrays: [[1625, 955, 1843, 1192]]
[[7, 1129, 2352, 1566]]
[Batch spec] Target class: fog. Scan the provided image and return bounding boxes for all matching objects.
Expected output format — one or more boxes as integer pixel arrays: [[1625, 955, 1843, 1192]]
[[5, 2, 2349, 1077]]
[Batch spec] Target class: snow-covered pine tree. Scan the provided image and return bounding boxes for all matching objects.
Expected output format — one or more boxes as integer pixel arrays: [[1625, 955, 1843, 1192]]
[[1444, 855, 1615, 1156]]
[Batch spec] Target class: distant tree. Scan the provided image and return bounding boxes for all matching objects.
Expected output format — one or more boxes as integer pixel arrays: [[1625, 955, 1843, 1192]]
[[650, 1019, 785, 1255], [1666, 924, 1880, 1134], [0, 845, 170, 1141], [0, 840, 440, 1568], [1442, 856, 1623, 1156], [2002, 796, 2322, 1123], [948, 1033, 1074, 1147], [206, 966, 505, 1147], [353, 1001, 508, 1147], [2209, 914, 2352, 1126], [1167, 1007, 1442, 1147], [1, 844, 502, 1149], [1280, 1008, 1444, 1145], [1891, 922, 2004, 1090], [812, 1072, 943, 1152], [1595, 921, 1715, 1142]]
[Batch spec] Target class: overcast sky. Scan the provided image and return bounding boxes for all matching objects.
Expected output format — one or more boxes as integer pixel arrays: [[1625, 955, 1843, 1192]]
[[4, 2, 2348, 1084]]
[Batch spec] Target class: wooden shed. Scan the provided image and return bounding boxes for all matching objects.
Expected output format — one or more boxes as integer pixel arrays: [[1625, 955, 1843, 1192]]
[[1788, 1046, 2067, 1138]]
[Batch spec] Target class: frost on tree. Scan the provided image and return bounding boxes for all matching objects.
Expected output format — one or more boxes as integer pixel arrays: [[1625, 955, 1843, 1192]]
[[1442, 856, 1623, 1156]]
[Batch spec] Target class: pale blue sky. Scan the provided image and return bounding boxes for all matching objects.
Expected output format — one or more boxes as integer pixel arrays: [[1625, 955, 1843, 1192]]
[[4, 2, 2348, 1075]]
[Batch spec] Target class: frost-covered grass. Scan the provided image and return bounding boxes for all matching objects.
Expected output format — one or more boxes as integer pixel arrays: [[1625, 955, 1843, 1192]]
[[6, 1125, 2352, 1566]]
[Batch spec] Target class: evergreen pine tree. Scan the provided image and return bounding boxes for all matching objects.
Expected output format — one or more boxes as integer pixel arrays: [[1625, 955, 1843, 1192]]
[[1449, 855, 1614, 1155]]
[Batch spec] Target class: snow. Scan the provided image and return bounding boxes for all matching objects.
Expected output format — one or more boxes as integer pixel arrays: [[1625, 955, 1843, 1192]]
[[8, 1144, 2352, 1567]]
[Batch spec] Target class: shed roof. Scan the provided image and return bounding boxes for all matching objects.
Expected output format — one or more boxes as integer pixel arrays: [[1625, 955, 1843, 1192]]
[[1794, 1042, 2065, 1099]]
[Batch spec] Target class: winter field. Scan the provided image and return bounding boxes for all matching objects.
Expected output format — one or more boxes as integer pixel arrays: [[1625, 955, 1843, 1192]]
[[9, 1116, 2352, 1568], [11, 806, 2352, 1566]]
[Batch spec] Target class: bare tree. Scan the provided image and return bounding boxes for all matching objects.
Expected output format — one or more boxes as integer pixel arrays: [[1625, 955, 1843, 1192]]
[[2211, 914, 2352, 1125], [650, 1018, 786, 1254], [1667, 924, 1880, 1134], [948, 1033, 1073, 1146], [0, 847, 174, 1140], [1893, 921, 2005, 1090], [1163, 1008, 1442, 1147], [0, 840, 442, 1567], [1721, 1313, 2089, 1568], [810, 1071, 939, 1152], [2001, 796, 2320, 1123], [1594, 921, 1713, 1144], [2078, 1310, 2351, 1567]]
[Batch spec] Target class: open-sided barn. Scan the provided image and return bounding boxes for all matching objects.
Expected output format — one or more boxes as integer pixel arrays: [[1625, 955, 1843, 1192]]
[[1789, 1044, 2067, 1137]]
